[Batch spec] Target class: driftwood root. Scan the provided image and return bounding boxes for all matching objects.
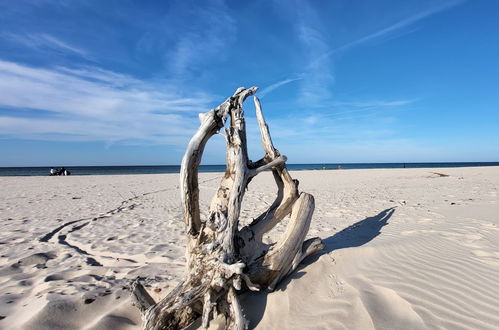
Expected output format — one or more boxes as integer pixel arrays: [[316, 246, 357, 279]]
[[132, 87, 323, 329]]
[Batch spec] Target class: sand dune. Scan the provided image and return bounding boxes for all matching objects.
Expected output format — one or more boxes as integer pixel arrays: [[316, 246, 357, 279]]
[[1, 167, 498, 329]]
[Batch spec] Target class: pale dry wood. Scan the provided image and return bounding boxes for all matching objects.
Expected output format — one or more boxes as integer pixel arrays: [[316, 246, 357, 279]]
[[251, 96, 300, 237], [132, 87, 324, 329]]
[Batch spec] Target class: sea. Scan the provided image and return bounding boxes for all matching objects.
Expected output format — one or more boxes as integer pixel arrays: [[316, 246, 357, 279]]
[[1, 162, 498, 177]]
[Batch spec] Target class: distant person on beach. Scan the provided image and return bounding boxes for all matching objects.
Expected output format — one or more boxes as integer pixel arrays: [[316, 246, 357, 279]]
[[50, 167, 70, 176]]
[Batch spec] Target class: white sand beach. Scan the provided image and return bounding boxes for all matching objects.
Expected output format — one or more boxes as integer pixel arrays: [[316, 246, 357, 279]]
[[1, 166, 498, 329]]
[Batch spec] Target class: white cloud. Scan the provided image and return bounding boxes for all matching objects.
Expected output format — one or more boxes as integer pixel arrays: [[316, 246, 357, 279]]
[[162, 1, 236, 76], [329, 100, 416, 108], [2, 32, 91, 59], [259, 77, 303, 98], [0, 60, 215, 144], [294, 3, 335, 107], [311, 0, 465, 66], [273, 0, 462, 109], [38, 34, 89, 57]]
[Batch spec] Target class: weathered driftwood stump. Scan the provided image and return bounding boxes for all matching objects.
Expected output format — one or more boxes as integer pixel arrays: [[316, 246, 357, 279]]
[[132, 87, 324, 329]]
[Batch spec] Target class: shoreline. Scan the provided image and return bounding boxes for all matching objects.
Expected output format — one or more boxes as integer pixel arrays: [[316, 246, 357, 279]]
[[1, 165, 499, 178], [1, 162, 499, 177]]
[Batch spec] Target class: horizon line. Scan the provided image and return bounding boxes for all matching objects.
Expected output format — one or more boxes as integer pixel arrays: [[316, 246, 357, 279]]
[[2, 161, 499, 168]]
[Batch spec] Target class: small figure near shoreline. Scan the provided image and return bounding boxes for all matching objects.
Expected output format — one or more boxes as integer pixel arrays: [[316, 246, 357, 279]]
[[49, 167, 71, 176]]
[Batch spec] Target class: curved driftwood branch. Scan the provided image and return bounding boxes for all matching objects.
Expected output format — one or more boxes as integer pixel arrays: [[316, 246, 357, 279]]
[[132, 87, 323, 329]]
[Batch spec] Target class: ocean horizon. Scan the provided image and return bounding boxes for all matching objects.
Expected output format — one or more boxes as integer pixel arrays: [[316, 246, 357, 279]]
[[1, 162, 498, 177]]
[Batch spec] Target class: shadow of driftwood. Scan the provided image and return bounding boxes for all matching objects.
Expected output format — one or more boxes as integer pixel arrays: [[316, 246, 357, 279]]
[[279, 207, 395, 282], [321, 207, 395, 253], [242, 207, 395, 327]]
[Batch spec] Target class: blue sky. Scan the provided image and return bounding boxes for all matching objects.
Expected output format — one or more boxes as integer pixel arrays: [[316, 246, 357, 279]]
[[1, 0, 498, 166]]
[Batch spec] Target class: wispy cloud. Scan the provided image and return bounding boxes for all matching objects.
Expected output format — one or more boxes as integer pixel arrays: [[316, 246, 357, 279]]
[[329, 99, 416, 109], [312, 0, 464, 66], [0, 60, 214, 144], [37, 34, 88, 57], [243, 95, 415, 160], [280, 100, 413, 135], [243, 107, 408, 163], [293, 2, 335, 107], [259, 76, 303, 98], [2, 32, 90, 59], [275, 0, 462, 109], [159, 1, 236, 77]]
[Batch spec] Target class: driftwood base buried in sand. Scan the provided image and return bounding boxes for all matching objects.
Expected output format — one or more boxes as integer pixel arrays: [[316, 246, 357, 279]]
[[132, 86, 324, 329]]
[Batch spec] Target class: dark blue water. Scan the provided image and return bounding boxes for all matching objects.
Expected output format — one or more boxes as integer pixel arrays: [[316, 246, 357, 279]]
[[1, 162, 498, 177]]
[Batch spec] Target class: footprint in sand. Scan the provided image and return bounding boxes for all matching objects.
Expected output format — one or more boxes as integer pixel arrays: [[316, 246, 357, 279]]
[[0, 252, 57, 276]]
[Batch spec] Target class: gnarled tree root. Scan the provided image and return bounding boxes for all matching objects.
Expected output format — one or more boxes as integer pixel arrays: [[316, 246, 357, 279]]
[[132, 87, 324, 329]]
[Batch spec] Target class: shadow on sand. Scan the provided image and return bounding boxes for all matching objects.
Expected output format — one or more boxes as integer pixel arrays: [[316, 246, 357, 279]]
[[242, 207, 396, 327], [321, 207, 395, 253]]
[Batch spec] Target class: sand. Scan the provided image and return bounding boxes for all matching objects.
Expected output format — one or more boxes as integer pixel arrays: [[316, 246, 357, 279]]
[[0, 167, 498, 329]]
